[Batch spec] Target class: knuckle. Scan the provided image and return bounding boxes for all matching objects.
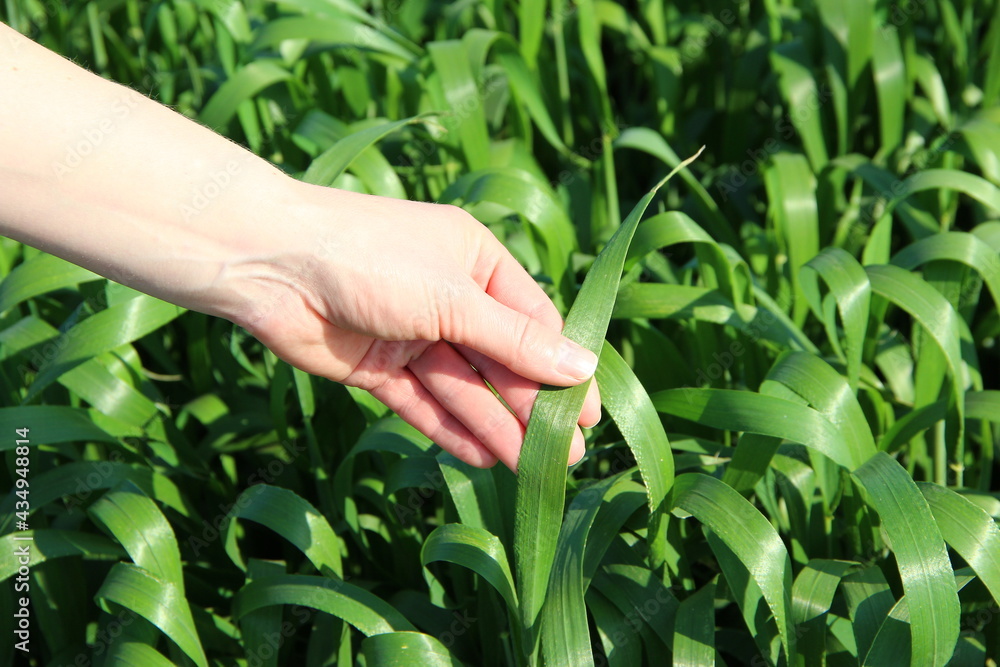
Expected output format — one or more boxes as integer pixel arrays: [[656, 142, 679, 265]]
[[512, 314, 547, 366]]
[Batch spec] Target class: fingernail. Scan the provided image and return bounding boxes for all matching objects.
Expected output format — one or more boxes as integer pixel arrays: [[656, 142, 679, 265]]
[[556, 341, 598, 382], [569, 429, 586, 466]]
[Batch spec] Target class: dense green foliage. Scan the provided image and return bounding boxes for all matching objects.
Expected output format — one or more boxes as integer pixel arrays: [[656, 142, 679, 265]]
[[2, 0, 1000, 665]]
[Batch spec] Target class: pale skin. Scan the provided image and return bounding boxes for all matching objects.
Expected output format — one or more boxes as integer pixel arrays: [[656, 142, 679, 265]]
[[0, 23, 601, 472]]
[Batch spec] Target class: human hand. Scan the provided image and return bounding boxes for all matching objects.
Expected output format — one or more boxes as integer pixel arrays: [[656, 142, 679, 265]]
[[229, 184, 601, 471], [0, 25, 599, 471]]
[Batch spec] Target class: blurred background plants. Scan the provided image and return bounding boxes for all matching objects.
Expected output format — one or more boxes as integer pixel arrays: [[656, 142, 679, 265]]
[[1, 0, 999, 665]]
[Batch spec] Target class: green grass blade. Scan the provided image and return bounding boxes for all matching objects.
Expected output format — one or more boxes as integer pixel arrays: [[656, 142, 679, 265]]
[[437, 452, 509, 547], [333, 417, 432, 554], [361, 631, 464, 666], [958, 117, 1000, 184], [591, 563, 677, 651], [721, 433, 782, 496], [302, 115, 432, 188], [624, 211, 737, 305], [103, 641, 177, 667], [871, 25, 905, 152], [88, 481, 185, 592], [240, 559, 286, 667], [513, 149, 704, 658], [231, 573, 415, 636], [911, 54, 951, 128], [852, 452, 960, 667], [891, 169, 1000, 216], [890, 231, 1000, 309], [94, 563, 208, 667], [294, 111, 408, 198], [0, 531, 124, 581], [0, 253, 99, 314], [428, 40, 491, 171], [23, 295, 184, 402], [864, 571, 978, 665], [652, 388, 861, 470], [541, 475, 645, 667], [614, 129, 733, 245], [815, 0, 849, 156], [252, 16, 415, 61], [0, 460, 187, 534], [867, 264, 975, 481], [198, 61, 293, 130], [613, 284, 815, 352], [918, 483, 1000, 607], [672, 579, 716, 667], [791, 559, 856, 624], [672, 473, 795, 661], [494, 44, 573, 157], [585, 588, 642, 667], [517, 0, 546, 65], [223, 484, 343, 578], [862, 596, 913, 666], [763, 352, 876, 460], [800, 247, 871, 389], [595, 341, 674, 567], [421, 523, 518, 612], [770, 41, 829, 170], [612, 284, 736, 323], [763, 153, 819, 326], [878, 399, 946, 453], [581, 484, 648, 587], [841, 566, 896, 662], [0, 406, 118, 449]]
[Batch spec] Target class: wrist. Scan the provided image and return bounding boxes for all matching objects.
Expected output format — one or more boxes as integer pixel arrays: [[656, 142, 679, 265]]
[[191, 174, 335, 329]]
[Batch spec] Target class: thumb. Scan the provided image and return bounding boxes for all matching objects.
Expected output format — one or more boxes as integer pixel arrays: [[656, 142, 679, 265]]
[[445, 288, 598, 386]]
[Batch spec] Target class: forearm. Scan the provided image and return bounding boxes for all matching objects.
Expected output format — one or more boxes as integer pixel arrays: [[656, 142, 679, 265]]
[[0, 24, 602, 469], [0, 22, 325, 324]]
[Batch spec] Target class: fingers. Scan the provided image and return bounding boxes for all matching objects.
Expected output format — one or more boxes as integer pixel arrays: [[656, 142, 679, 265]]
[[582, 380, 602, 429], [455, 344, 592, 466], [457, 343, 601, 431], [396, 341, 587, 471], [444, 286, 598, 388], [442, 245, 598, 387], [407, 341, 527, 471], [366, 364, 499, 469]]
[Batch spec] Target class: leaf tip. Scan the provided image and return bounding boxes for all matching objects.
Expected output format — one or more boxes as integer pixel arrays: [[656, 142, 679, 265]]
[[652, 145, 706, 193]]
